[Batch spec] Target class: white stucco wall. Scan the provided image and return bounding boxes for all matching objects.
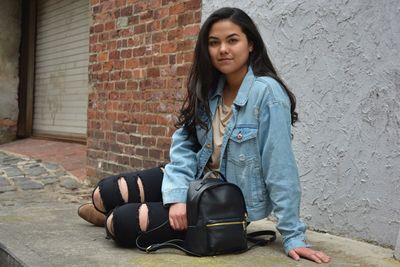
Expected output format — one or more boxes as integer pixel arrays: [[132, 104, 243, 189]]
[[202, 0, 400, 248]]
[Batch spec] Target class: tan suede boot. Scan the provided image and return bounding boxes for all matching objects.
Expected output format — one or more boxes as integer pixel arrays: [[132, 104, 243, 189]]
[[77, 203, 106, 227]]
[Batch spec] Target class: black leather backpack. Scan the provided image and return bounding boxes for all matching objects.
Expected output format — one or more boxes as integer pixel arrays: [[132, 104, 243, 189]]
[[184, 171, 248, 255], [136, 171, 276, 256]]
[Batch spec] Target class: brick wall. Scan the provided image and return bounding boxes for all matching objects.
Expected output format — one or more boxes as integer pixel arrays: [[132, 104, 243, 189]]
[[87, 0, 201, 180]]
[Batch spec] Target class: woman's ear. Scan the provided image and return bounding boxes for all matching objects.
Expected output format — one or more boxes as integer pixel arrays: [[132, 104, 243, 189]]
[[249, 42, 254, 52]]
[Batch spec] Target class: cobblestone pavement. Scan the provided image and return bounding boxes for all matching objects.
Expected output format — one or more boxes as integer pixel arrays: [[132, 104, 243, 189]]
[[0, 150, 92, 203]]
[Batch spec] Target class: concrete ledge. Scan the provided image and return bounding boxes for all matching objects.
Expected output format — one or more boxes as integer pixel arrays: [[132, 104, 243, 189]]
[[0, 242, 27, 267], [0, 188, 399, 267]]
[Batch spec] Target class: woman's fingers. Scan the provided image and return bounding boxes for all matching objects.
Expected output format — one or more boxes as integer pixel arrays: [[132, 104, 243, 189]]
[[288, 250, 300, 261], [168, 203, 187, 231], [288, 247, 330, 264], [315, 251, 330, 263]]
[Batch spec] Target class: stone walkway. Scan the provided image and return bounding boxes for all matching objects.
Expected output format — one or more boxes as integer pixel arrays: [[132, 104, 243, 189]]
[[0, 138, 87, 181], [0, 150, 83, 194]]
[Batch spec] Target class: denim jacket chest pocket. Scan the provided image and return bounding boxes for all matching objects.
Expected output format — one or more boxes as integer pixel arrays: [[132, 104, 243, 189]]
[[226, 125, 264, 204], [227, 126, 258, 165]]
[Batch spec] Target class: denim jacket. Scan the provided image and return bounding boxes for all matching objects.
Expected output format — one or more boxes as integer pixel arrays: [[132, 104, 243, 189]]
[[162, 68, 307, 254]]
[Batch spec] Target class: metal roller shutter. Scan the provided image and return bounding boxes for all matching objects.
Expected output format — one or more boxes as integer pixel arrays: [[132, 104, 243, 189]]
[[33, 0, 89, 139]]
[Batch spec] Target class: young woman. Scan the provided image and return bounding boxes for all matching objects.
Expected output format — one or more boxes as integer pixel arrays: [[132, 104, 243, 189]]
[[78, 7, 330, 263]]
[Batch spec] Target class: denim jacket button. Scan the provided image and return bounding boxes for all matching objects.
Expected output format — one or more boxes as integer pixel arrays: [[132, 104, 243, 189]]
[[237, 133, 243, 140], [206, 143, 211, 148]]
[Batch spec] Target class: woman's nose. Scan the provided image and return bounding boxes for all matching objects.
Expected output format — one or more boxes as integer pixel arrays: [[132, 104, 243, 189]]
[[219, 42, 228, 54]]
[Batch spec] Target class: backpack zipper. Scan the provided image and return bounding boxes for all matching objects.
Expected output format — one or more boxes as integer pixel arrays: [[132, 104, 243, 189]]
[[206, 220, 246, 230]]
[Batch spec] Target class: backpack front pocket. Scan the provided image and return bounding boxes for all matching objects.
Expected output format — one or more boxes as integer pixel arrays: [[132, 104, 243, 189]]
[[206, 218, 247, 254]]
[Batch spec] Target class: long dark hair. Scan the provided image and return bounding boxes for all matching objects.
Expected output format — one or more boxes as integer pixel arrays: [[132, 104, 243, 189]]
[[176, 7, 298, 136]]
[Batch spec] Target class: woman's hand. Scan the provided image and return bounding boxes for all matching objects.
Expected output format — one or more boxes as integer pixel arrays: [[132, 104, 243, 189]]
[[288, 247, 330, 263], [169, 203, 187, 231]]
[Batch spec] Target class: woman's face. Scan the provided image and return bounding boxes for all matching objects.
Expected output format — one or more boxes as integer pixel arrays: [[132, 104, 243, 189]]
[[208, 20, 253, 77]]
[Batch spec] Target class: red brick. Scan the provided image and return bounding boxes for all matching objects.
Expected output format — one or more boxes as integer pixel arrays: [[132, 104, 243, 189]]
[[177, 64, 191, 76], [148, 0, 162, 9], [169, 55, 176, 64], [127, 81, 138, 90], [140, 10, 153, 22], [115, 81, 126, 90], [107, 60, 118, 70], [142, 136, 156, 146], [110, 72, 121, 81], [132, 69, 145, 78], [183, 24, 200, 37], [121, 71, 132, 79], [147, 67, 160, 78], [177, 39, 195, 51], [94, 23, 104, 33], [161, 43, 177, 53], [161, 16, 177, 29], [121, 6, 133, 16], [178, 12, 194, 26], [89, 54, 97, 62], [136, 148, 149, 157], [115, 0, 126, 8], [153, 55, 168, 66], [134, 1, 147, 14], [152, 32, 166, 43], [139, 79, 152, 90], [146, 20, 161, 32], [128, 15, 140, 25], [185, 0, 201, 10], [116, 133, 130, 144], [134, 24, 146, 34], [132, 47, 146, 56], [130, 135, 142, 145], [139, 56, 152, 67], [113, 60, 124, 70], [137, 125, 151, 135], [151, 78, 166, 89], [167, 28, 183, 41], [194, 10, 201, 22], [98, 52, 108, 62], [149, 148, 163, 158], [105, 21, 115, 30], [126, 58, 139, 68], [169, 2, 185, 15], [156, 137, 171, 150], [154, 7, 169, 19], [121, 49, 132, 58], [128, 35, 144, 46], [99, 32, 110, 42], [90, 34, 98, 43]]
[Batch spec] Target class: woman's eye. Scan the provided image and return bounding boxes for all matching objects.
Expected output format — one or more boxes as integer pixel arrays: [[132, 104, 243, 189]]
[[228, 39, 238, 44], [209, 40, 218, 46]]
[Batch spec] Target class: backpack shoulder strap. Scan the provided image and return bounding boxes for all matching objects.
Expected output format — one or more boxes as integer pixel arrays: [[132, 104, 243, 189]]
[[135, 220, 202, 257], [247, 230, 276, 246]]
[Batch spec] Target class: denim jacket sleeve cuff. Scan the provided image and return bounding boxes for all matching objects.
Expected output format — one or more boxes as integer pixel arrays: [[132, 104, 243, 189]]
[[283, 236, 310, 255], [162, 188, 188, 205]]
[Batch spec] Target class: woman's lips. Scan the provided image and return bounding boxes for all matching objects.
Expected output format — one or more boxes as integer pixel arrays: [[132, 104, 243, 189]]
[[218, 58, 233, 63]]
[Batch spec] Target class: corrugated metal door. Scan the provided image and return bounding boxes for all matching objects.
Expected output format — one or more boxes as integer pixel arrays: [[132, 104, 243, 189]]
[[33, 0, 89, 139]]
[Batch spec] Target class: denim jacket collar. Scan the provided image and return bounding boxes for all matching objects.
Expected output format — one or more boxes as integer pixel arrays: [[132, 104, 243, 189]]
[[210, 67, 256, 107]]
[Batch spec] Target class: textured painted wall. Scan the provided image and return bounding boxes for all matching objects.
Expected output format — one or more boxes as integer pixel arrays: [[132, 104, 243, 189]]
[[0, 0, 21, 144], [202, 0, 400, 248]]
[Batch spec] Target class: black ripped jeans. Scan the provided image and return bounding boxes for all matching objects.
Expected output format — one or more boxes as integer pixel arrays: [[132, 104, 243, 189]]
[[93, 166, 185, 247]]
